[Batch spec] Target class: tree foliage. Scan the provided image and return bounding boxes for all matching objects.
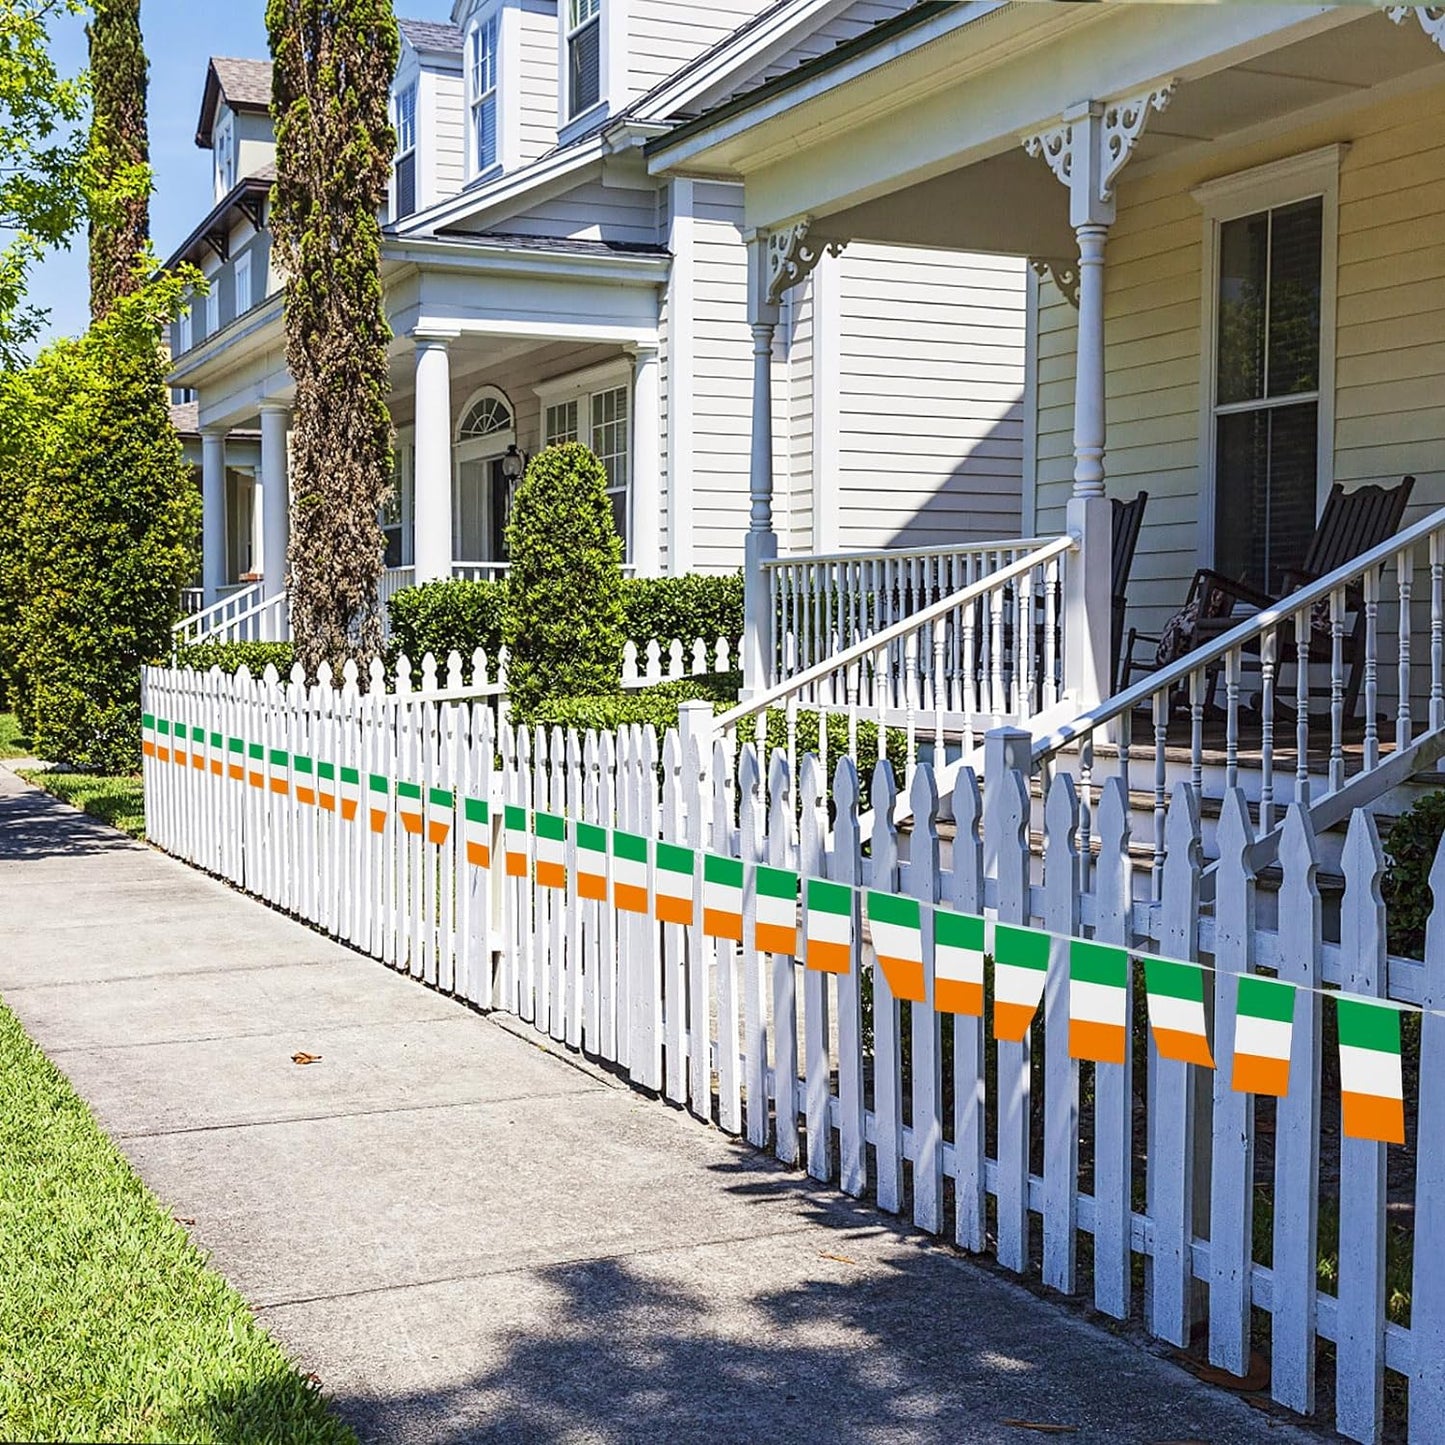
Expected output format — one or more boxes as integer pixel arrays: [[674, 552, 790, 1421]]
[[502, 443, 625, 716], [86, 0, 150, 319], [8, 273, 199, 771], [266, 0, 399, 678]]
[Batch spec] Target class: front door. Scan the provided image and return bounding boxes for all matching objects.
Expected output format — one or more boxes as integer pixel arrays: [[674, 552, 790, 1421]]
[[455, 456, 511, 563]]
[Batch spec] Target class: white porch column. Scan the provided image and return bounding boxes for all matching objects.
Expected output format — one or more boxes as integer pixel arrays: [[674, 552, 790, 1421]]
[[413, 330, 457, 584], [200, 429, 227, 606], [1024, 85, 1175, 709], [259, 405, 290, 605], [628, 342, 662, 577], [743, 232, 780, 698]]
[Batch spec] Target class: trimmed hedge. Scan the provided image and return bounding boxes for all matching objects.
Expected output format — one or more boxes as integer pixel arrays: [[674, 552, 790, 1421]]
[[622, 573, 742, 649], [1383, 791, 1445, 960], [172, 641, 297, 677]]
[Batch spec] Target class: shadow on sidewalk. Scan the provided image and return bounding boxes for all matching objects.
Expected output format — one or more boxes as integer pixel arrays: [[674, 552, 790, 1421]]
[[0, 782, 139, 864]]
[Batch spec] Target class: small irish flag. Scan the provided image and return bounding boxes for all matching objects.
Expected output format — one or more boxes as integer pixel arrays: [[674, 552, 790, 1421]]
[[755, 865, 799, 955], [294, 754, 316, 806], [192, 725, 208, 771], [208, 731, 224, 778], [934, 908, 985, 1016], [339, 766, 360, 822], [866, 892, 926, 1003], [1069, 939, 1130, 1065], [397, 782, 424, 837], [574, 822, 608, 901], [993, 923, 1050, 1042], [655, 842, 696, 925], [268, 749, 289, 797], [142, 713, 157, 758], [172, 724, 188, 769], [368, 773, 390, 834], [248, 742, 265, 789], [702, 853, 744, 941], [228, 737, 245, 783], [534, 811, 567, 889], [427, 787, 454, 847], [155, 718, 171, 764], [1336, 995, 1406, 1145], [806, 879, 853, 974], [1231, 975, 1296, 1097], [504, 805, 529, 878], [1144, 956, 1215, 1068], [317, 760, 337, 811], [612, 830, 649, 913], [463, 797, 490, 867]]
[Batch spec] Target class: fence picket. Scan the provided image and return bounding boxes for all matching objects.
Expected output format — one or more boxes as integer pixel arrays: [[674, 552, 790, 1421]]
[[800, 752, 832, 1183], [767, 749, 799, 1167], [870, 757, 903, 1214], [833, 757, 866, 1197], [950, 766, 987, 1252], [908, 764, 943, 1235]]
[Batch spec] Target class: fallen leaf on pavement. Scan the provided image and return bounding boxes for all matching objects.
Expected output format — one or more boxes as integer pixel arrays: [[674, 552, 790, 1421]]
[[819, 1252, 857, 1265], [1181, 1350, 1270, 1393], [291, 1052, 322, 1065], [1002, 1423, 1077, 1435], [174, 1216, 195, 1226]]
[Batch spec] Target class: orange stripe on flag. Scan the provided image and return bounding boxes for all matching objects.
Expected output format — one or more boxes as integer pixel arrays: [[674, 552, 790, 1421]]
[[320, 794, 336, 812], [427, 822, 450, 846], [210, 758, 223, 777], [229, 763, 244, 782], [1070, 1019, 1127, 1065], [143, 741, 156, 758], [369, 809, 387, 835], [615, 882, 649, 914], [297, 786, 316, 806], [576, 871, 607, 902], [340, 800, 358, 822], [936, 979, 983, 1017], [505, 853, 528, 879], [1152, 1027, 1215, 1068], [876, 954, 925, 1004], [192, 755, 205, 771], [536, 860, 566, 890], [703, 909, 743, 943], [807, 938, 850, 975], [270, 778, 289, 796], [756, 922, 796, 955], [656, 896, 693, 926], [1342, 1091, 1406, 1145], [467, 841, 490, 868], [994, 1000, 1040, 1043], [1232, 1052, 1290, 1097]]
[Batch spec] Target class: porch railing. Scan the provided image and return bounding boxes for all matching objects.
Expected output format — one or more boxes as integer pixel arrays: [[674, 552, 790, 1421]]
[[1031, 503, 1445, 895], [172, 582, 266, 647]]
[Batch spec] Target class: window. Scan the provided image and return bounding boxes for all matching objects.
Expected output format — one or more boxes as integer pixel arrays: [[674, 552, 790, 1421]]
[[567, 0, 601, 118], [234, 252, 252, 316], [177, 306, 192, 355], [381, 444, 413, 568], [470, 15, 500, 174], [544, 399, 578, 445], [215, 115, 235, 195], [205, 283, 220, 338], [542, 384, 628, 548], [460, 391, 514, 441], [394, 83, 417, 219]]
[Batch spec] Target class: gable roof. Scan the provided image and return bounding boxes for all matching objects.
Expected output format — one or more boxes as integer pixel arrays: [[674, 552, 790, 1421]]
[[196, 57, 273, 148], [398, 18, 464, 54]]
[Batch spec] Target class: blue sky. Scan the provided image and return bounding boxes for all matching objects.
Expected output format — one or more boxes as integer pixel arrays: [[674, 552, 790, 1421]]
[[30, 0, 456, 348]]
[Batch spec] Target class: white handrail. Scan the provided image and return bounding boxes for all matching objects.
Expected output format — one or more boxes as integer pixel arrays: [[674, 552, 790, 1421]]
[[173, 582, 264, 641], [760, 536, 1053, 569]]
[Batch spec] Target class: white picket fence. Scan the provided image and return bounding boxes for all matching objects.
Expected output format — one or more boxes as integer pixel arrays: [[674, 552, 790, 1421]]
[[141, 661, 1445, 1444]]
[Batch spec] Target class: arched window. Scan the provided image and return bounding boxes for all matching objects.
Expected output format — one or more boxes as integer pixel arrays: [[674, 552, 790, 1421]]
[[457, 387, 514, 442]]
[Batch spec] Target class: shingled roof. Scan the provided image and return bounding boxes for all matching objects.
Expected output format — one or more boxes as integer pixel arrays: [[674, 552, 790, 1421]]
[[398, 18, 464, 54], [196, 57, 273, 148]]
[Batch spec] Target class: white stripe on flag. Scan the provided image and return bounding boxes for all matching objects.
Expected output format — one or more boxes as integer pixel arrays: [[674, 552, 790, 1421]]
[[1233, 1012, 1292, 1061], [1070, 979, 1127, 1027], [1338, 1043, 1404, 1098]]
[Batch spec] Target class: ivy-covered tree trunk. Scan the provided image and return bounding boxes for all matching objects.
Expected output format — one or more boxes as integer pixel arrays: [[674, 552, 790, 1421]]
[[266, 0, 399, 677], [87, 0, 150, 319]]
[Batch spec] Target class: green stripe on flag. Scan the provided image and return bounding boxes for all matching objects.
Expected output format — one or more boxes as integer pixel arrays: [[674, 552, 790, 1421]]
[[807, 878, 852, 916], [505, 805, 528, 832], [613, 830, 648, 864], [575, 821, 605, 853], [340, 766, 359, 786], [269, 749, 287, 767], [210, 732, 222, 749], [398, 781, 422, 801], [158, 719, 170, 736], [193, 725, 206, 742], [704, 853, 742, 889], [429, 787, 453, 809], [867, 892, 920, 930], [1145, 956, 1205, 1004], [1336, 996, 1403, 1053], [756, 865, 797, 901], [1070, 939, 1128, 988], [935, 909, 984, 952], [229, 738, 243, 755], [142, 712, 155, 729], [535, 811, 567, 842], [1237, 975, 1295, 1022], [464, 797, 489, 825], [249, 742, 264, 760], [294, 755, 314, 776], [995, 923, 1049, 971], [318, 760, 335, 781], [369, 774, 388, 794], [656, 842, 694, 876]]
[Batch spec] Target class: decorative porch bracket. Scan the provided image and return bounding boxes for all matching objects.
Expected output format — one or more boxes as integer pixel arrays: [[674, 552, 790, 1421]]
[[1021, 83, 1176, 713], [766, 218, 847, 306], [1029, 258, 1080, 309], [1387, 6, 1445, 54]]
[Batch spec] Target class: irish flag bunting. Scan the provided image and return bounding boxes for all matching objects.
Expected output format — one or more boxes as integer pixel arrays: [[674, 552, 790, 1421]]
[[1336, 996, 1406, 1145], [339, 765, 360, 822], [427, 787, 453, 846], [702, 853, 744, 941], [993, 924, 1050, 1042], [504, 806, 529, 878], [368, 773, 390, 834], [155, 718, 171, 764], [612, 830, 649, 913], [574, 822, 608, 901], [268, 749, 289, 797], [317, 760, 337, 811], [294, 754, 316, 806], [397, 782, 424, 837], [1144, 956, 1215, 1068], [141, 713, 157, 759], [192, 725, 208, 772], [1232, 975, 1296, 1097], [208, 731, 224, 778], [173, 724, 188, 769], [934, 909, 985, 1016], [463, 797, 491, 868], [228, 737, 245, 783], [534, 811, 567, 889], [805, 879, 853, 974], [248, 742, 265, 790], [654, 842, 696, 925], [866, 892, 926, 1002], [755, 865, 799, 955], [1069, 940, 1130, 1065]]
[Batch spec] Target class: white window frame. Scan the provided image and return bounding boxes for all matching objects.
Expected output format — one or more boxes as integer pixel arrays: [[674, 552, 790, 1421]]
[[234, 251, 253, 317], [1193, 144, 1344, 572], [468, 10, 502, 180], [205, 279, 220, 338], [393, 80, 418, 218], [559, 0, 614, 135], [177, 305, 192, 356], [214, 112, 235, 196]]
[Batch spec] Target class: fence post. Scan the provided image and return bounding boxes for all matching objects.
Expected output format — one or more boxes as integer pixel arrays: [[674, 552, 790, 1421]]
[[950, 767, 987, 1252], [908, 763, 943, 1235], [833, 757, 866, 1197], [870, 757, 903, 1214]]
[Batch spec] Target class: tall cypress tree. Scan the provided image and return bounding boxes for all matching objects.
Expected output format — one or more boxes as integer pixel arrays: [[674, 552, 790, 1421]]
[[87, 0, 150, 319], [267, 0, 399, 676]]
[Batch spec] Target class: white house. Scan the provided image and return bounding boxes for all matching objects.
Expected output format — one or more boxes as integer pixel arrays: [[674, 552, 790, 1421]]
[[169, 3, 1032, 639]]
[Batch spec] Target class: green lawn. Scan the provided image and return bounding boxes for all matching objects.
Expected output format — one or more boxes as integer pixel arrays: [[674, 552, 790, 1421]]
[[19, 769, 146, 840], [0, 711, 30, 759], [0, 1003, 357, 1444]]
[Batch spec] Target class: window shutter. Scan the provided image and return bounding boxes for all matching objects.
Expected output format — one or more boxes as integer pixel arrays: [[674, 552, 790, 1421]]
[[395, 154, 416, 220], [569, 20, 601, 116]]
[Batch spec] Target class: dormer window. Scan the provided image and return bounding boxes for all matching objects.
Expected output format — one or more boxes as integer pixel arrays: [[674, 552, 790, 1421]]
[[469, 14, 499, 175], [394, 83, 417, 219], [567, 0, 601, 118], [215, 114, 236, 195]]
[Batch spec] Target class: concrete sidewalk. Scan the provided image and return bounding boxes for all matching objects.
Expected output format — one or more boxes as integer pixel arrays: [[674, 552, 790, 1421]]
[[0, 767, 1318, 1445]]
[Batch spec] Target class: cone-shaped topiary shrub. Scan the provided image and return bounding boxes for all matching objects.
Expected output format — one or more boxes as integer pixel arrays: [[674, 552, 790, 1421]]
[[502, 442, 625, 716]]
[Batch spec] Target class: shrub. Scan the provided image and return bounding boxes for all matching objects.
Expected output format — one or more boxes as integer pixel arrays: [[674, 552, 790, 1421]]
[[387, 579, 505, 667], [503, 443, 625, 715], [1383, 791, 1445, 959], [172, 641, 297, 677], [623, 573, 743, 646], [14, 276, 199, 773]]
